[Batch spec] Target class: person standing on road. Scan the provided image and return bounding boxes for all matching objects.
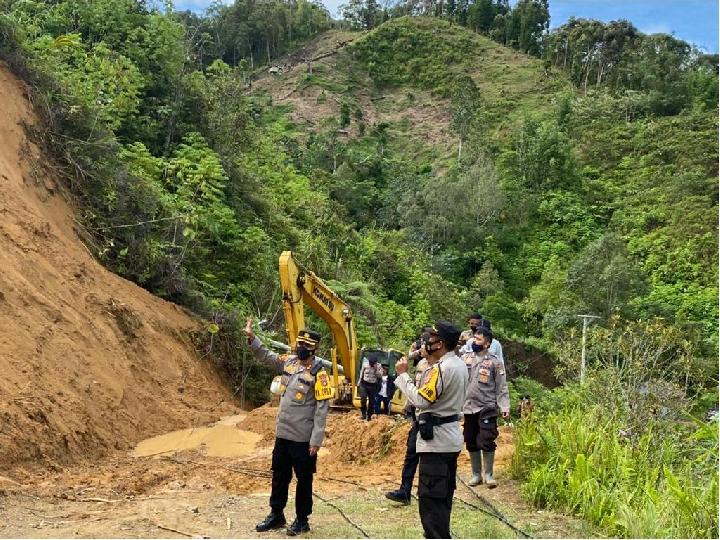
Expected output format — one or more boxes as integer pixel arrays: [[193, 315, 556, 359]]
[[385, 328, 432, 505], [244, 317, 333, 536], [394, 321, 468, 539], [462, 326, 510, 488], [359, 357, 383, 420]]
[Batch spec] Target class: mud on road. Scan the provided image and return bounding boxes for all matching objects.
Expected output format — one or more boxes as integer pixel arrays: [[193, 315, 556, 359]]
[[0, 406, 592, 539]]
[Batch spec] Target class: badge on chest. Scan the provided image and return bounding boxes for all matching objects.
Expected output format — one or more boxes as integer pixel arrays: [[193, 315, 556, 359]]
[[478, 362, 491, 383], [290, 372, 314, 404], [314, 369, 335, 401]]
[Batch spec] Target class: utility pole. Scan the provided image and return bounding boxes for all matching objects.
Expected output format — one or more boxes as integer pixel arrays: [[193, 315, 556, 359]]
[[577, 314, 600, 383]]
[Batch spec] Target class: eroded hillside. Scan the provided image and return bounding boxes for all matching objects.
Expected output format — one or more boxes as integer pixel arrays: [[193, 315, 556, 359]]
[[0, 64, 235, 471]]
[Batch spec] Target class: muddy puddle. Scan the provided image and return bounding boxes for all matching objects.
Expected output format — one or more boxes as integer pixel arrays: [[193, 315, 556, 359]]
[[132, 414, 262, 458]]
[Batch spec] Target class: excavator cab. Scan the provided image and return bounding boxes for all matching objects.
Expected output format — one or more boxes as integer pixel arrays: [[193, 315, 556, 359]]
[[353, 348, 406, 414]]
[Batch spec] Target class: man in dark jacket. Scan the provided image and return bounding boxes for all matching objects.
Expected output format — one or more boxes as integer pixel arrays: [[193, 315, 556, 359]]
[[375, 364, 395, 415]]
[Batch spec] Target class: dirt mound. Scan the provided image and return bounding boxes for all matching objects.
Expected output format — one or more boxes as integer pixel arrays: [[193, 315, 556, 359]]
[[236, 403, 278, 445], [324, 413, 410, 465], [0, 63, 236, 471]]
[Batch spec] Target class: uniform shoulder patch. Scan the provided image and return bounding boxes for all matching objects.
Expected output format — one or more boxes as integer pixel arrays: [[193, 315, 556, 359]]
[[314, 369, 335, 401], [418, 365, 440, 403]]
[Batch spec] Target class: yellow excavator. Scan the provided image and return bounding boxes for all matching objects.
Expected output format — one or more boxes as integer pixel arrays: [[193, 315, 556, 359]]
[[278, 251, 406, 413]]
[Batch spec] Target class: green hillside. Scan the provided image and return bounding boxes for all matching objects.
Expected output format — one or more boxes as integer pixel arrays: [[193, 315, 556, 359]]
[[249, 16, 717, 363]]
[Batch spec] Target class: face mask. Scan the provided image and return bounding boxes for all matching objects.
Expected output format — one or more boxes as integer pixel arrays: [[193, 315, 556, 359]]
[[471, 342, 485, 353], [425, 341, 440, 354], [296, 346, 313, 361], [469, 325, 478, 332]]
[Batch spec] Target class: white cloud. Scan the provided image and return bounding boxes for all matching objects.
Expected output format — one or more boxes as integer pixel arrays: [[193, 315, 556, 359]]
[[639, 22, 673, 35]]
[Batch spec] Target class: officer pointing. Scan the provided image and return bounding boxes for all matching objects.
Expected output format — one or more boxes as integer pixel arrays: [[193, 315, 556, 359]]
[[394, 321, 469, 539], [244, 317, 333, 536]]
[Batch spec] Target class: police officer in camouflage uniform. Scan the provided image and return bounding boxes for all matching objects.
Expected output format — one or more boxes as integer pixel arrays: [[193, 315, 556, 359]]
[[462, 326, 510, 488], [394, 321, 469, 539], [244, 318, 333, 536]]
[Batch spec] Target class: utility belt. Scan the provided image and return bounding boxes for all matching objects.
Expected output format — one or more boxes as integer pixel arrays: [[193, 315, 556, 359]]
[[416, 413, 460, 441]]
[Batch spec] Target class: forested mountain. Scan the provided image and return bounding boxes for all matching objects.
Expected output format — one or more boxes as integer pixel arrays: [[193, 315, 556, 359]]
[[1, 0, 716, 385], [0, 1, 716, 535]]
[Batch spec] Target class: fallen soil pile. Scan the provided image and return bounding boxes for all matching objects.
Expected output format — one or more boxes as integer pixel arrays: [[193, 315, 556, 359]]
[[324, 413, 409, 464], [0, 63, 235, 471], [236, 403, 278, 445]]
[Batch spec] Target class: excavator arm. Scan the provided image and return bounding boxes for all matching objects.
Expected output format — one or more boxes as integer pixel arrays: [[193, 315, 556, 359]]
[[279, 251, 357, 401]]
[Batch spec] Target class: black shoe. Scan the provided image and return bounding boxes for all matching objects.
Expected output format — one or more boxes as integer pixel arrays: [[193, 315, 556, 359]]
[[286, 518, 310, 536], [256, 513, 286, 532], [385, 489, 411, 505]]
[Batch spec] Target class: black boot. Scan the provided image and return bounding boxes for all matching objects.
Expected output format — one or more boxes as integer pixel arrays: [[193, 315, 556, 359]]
[[256, 512, 286, 532], [286, 518, 310, 536], [385, 488, 410, 505]]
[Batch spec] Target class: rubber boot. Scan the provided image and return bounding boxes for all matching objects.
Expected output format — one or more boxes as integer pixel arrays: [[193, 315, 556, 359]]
[[468, 451, 483, 486], [483, 451, 497, 489]]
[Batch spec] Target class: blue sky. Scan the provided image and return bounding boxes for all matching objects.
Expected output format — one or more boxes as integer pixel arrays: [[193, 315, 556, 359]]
[[175, 0, 719, 53]]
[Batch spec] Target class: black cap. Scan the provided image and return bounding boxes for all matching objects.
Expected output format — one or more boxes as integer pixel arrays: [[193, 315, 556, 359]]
[[479, 318, 492, 332], [430, 320, 461, 350], [296, 328, 321, 347]]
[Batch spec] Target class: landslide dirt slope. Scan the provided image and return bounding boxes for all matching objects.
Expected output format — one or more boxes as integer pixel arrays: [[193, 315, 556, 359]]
[[0, 64, 236, 471]]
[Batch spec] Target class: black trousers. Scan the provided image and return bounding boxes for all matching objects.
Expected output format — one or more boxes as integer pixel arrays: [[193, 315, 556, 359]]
[[270, 437, 317, 520], [463, 414, 499, 452], [359, 381, 379, 419], [418, 452, 459, 539], [399, 420, 420, 497], [375, 394, 391, 415]]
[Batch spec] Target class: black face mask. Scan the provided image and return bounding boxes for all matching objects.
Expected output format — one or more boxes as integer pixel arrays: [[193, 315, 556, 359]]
[[469, 325, 478, 332], [296, 346, 313, 361], [471, 342, 485, 353], [425, 341, 441, 355]]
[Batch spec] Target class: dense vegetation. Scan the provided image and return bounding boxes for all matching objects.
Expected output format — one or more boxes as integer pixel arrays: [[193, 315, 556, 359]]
[[0, 1, 716, 535], [511, 320, 718, 537]]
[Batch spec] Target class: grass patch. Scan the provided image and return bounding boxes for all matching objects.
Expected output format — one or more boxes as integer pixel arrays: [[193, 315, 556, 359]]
[[297, 73, 350, 94]]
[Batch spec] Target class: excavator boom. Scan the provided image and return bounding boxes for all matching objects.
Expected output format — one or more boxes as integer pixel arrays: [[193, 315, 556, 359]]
[[279, 252, 357, 395], [278, 251, 405, 412]]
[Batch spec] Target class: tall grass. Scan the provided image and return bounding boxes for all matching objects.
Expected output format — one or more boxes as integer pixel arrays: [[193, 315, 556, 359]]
[[511, 384, 718, 538]]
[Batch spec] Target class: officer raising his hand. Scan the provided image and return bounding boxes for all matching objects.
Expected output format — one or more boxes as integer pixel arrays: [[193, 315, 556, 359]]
[[244, 317, 333, 536]]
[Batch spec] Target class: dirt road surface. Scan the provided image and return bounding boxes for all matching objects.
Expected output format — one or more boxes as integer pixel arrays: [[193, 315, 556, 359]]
[[0, 406, 593, 539]]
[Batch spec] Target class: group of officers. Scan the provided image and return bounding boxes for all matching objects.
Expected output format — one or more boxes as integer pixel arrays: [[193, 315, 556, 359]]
[[243, 312, 510, 538]]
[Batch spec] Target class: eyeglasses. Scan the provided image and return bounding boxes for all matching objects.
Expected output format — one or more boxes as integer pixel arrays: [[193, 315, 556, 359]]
[[426, 339, 441, 346]]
